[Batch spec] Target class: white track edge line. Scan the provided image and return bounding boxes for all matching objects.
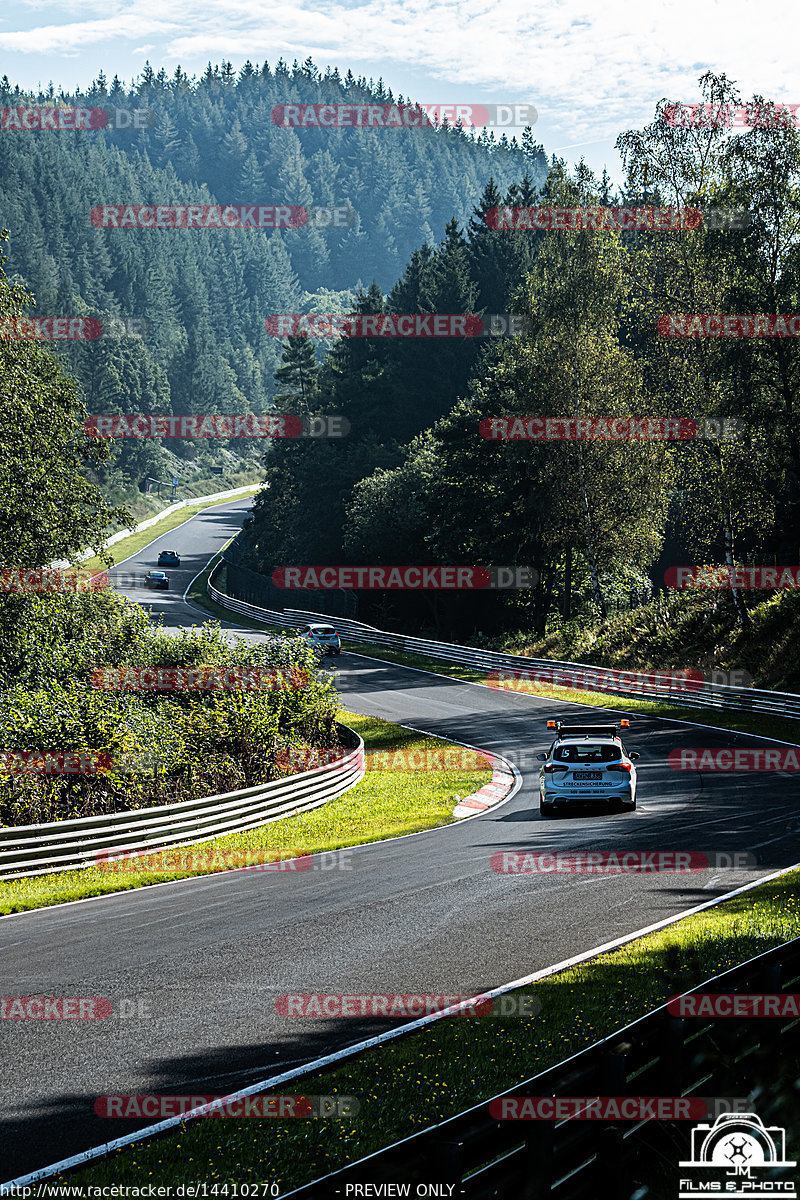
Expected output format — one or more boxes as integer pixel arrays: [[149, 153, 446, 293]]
[[107, 494, 255, 572], [4, 619, 795, 1175], [7, 856, 799, 1189], [345, 650, 800, 747], [3, 644, 795, 1178], [0, 719, 521, 924]]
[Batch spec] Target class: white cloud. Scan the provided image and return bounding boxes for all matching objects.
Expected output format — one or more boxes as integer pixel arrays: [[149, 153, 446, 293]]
[[1, 0, 797, 144], [0, 12, 181, 54]]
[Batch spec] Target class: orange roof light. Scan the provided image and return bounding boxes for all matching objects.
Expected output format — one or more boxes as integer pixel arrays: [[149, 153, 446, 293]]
[[620, 719, 630, 727], [546, 720, 557, 729]]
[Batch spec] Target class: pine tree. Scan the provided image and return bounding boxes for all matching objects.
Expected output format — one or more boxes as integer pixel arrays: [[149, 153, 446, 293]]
[[273, 337, 319, 409]]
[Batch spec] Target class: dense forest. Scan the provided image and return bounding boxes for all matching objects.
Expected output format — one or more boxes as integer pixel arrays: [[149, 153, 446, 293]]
[[0, 60, 546, 512], [0, 243, 341, 825], [235, 73, 800, 637], [3, 66, 800, 641]]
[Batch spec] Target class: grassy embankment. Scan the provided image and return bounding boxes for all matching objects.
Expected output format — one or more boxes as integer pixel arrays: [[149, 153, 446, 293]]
[[64, 868, 800, 1190], [0, 711, 492, 916]]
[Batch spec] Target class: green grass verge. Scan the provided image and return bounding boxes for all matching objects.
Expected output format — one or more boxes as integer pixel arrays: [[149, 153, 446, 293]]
[[186, 556, 279, 634], [0, 711, 491, 916], [497, 589, 800, 694], [181, 583, 800, 744], [64, 868, 800, 1190], [79, 486, 262, 571], [345, 642, 800, 745]]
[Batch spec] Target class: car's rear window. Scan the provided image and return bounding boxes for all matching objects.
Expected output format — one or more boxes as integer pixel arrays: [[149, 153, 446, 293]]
[[313, 626, 335, 635], [554, 743, 620, 763]]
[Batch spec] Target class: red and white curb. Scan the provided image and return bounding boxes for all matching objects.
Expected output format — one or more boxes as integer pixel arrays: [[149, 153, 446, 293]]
[[453, 753, 516, 817]]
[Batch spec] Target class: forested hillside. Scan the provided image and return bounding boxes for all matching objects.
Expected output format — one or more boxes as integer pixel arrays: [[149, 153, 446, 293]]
[[4, 64, 799, 648], [0, 62, 546, 512], [237, 74, 800, 639]]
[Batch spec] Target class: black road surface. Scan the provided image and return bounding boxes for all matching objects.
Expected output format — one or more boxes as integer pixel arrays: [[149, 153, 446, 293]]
[[2, 500, 799, 1180]]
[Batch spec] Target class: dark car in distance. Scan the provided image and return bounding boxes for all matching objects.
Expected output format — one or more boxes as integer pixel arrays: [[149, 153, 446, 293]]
[[144, 570, 169, 589]]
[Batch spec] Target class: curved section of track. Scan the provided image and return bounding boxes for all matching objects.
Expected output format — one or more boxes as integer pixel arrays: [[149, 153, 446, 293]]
[[2, 499, 799, 1178]]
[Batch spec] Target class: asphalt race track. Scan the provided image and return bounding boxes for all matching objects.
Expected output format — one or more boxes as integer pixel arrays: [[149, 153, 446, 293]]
[[2, 499, 799, 1180], [104, 494, 255, 622]]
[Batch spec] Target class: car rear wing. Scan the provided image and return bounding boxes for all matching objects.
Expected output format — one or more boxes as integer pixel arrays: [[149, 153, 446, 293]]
[[546, 720, 630, 738]]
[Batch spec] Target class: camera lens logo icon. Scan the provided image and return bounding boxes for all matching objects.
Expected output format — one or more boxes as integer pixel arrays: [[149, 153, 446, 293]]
[[681, 1112, 796, 1169]]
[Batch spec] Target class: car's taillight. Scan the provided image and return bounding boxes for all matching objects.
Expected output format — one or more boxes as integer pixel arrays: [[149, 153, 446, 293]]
[[606, 763, 632, 773], [544, 763, 567, 773]]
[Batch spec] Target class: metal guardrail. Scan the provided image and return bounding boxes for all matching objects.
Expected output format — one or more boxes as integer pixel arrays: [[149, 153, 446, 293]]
[[0, 725, 364, 880], [208, 569, 800, 720], [52, 484, 259, 568], [286, 936, 800, 1198]]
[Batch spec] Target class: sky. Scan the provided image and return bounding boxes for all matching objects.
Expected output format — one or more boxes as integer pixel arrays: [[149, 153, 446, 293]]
[[0, 0, 797, 183]]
